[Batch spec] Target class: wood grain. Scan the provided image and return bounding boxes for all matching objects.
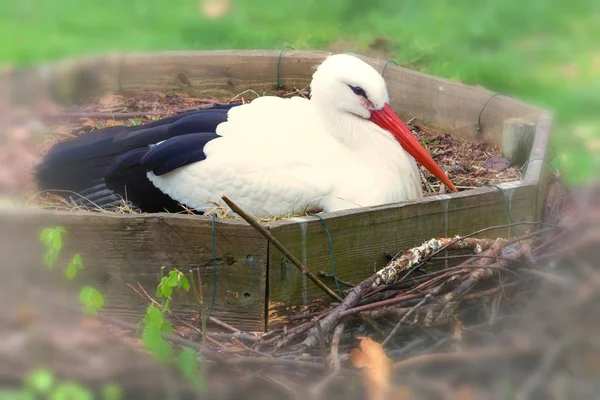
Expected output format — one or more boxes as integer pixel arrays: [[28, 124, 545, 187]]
[[266, 184, 538, 324], [524, 112, 554, 221], [502, 118, 536, 164], [5, 51, 541, 140], [0, 208, 267, 332]]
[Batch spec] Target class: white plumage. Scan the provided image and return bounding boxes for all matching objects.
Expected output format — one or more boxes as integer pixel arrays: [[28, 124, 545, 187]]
[[146, 54, 455, 217]]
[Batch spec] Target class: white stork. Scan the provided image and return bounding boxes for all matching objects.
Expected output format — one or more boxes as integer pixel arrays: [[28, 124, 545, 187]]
[[37, 54, 457, 217]]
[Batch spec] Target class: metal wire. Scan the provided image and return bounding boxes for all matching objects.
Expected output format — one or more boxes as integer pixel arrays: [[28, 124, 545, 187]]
[[207, 213, 218, 318], [476, 93, 501, 134], [276, 45, 295, 89], [309, 214, 343, 297], [381, 60, 399, 77], [485, 184, 514, 224]]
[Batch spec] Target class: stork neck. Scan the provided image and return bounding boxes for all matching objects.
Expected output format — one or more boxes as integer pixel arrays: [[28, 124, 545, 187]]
[[313, 104, 423, 205], [315, 106, 398, 152]]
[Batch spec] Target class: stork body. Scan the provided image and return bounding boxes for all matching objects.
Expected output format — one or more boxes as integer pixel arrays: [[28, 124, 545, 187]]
[[37, 54, 455, 216]]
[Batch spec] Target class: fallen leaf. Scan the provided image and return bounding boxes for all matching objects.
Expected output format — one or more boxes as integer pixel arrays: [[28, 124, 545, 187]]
[[483, 157, 510, 172], [350, 336, 392, 400], [104, 120, 124, 127], [81, 118, 96, 129]]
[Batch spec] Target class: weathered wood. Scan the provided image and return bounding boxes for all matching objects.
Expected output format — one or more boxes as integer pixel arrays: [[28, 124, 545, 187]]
[[5, 51, 542, 145], [0, 208, 267, 332], [221, 195, 343, 303], [20, 51, 328, 105], [502, 118, 536, 165], [524, 112, 554, 221], [266, 183, 537, 325]]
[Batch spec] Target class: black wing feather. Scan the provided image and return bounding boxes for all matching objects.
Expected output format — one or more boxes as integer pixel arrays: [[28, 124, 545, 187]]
[[141, 132, 220, 176], [36, 104, 238, 212]]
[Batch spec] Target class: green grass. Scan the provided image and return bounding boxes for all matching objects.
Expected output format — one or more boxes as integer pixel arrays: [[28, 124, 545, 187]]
[[1, 0, 598, 184]]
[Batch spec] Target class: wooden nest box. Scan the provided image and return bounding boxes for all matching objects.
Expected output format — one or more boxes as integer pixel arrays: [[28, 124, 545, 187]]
[[1, 50, 552, 332]]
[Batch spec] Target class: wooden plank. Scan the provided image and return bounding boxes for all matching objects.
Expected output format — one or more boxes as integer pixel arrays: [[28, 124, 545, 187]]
[[116, 50, 329, 99], [266, 183, 537, 323], [0, 208, 268, 332], [523, 112, 554, 220], [502, 118, 536, 165], [4, 51, 541, 129]]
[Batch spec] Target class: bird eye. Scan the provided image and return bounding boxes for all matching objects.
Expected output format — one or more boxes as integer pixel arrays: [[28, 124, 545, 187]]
[[349, 85, 368, 99]]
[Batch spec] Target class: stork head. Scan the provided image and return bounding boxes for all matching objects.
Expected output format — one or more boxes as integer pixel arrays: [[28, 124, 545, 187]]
[[310, 54, 457, 192]]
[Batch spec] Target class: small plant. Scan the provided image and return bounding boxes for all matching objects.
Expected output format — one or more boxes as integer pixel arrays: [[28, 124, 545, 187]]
[[2, 368, 120, 400], [79, 286, 105, 315], [141, 269, 188, 361], [39, 226, 105, 315], [128, 118, 142, 126], [140, 268, 206, 391], [40, 226, 65, 269], [38, 227, 205, 394], [33, 228, 113, 397]]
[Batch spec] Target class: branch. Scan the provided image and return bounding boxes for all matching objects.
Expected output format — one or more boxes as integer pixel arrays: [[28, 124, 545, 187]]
[[382, 276, 459, 347], [222, 195, 342, 303], [300, 236, 498, 349]]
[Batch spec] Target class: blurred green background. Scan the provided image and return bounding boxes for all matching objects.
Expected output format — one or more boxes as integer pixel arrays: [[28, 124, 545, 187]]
[[1, 0, 598, 184]]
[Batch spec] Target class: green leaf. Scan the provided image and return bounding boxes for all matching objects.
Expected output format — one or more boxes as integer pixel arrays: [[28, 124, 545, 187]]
[[156, 276, 172, 298], [167, 270, 179, 287], [142, 325, 162, 350], [52, 231, 63, 250], [142, 324, 163, 350], [44, 249, 60, 270], [25, 368, 54, 393], [40, 228, 54, 247], [177, 347, 198, 379], [162, 320, 173, 335], [65, 254, 85, 280], [41, 227, 66, 269], [102, 383, 122, 400], [161, 283, 173, 298], [180, 275, 190, 291], [49, 382, 93, 400], [144, 304, 163, 326], [79, 286, 104, 315], [177, 347, 206, 391], [40, 227, 65, 249], [154, 339, 173, 363]]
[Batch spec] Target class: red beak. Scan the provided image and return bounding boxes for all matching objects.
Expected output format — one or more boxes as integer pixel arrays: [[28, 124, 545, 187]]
[[369, 104, 457, 192]]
